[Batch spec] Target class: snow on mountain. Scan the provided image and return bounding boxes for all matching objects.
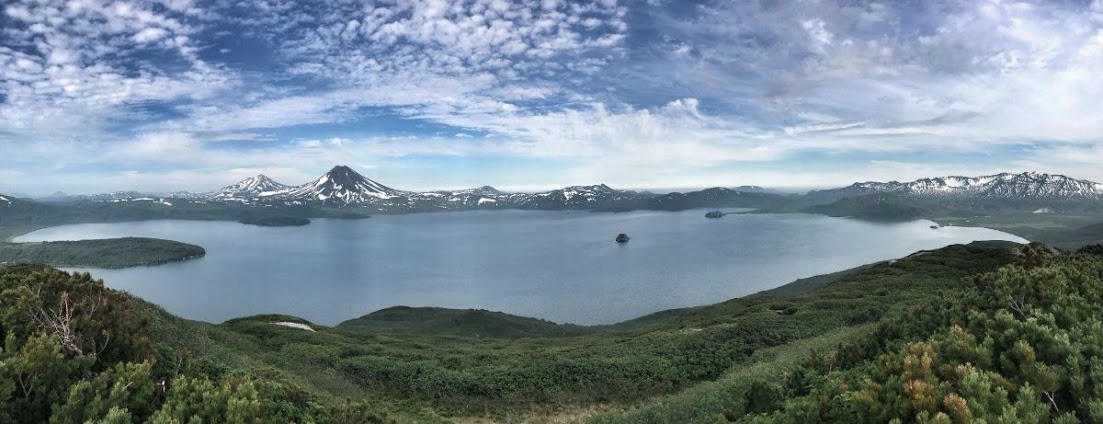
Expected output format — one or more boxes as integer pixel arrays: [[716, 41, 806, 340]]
[[68, 191, 156, 202], [216, 174, 291, 198], [270, 165, 406, 206], [517, 184, 649, 209], [0, 195, 10, 206], [823, 172, 1103, 199], [247, 166, 649, 210], [445, 186, 505, 196]]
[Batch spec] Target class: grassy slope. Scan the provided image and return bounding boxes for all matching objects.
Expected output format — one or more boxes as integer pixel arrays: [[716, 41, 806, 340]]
[[111, 240, 1019, 422], [1033, 220, 1103, 248], [336, 306, 594, 339], [935, 213, 1103, 248], [0, 237, 205, 268], [803, 193, 948, 221], [592, 241, 1023, 422]]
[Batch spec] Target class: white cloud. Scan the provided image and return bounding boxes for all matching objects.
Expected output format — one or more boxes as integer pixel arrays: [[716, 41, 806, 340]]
[[2, 0, 1103, 194], [0, 0, 232, 138]]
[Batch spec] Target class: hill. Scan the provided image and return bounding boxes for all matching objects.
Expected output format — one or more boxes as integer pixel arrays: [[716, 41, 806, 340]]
[[237, 216, 311, 227], [810, 171, 1103, 200], [0, 237, 205, 268], [803, 193, 948, 221], [336, 306, 594, 338], [1033, 220, 1103, 249], [23, 239, 1103, 423], [0, 241, 1024, 422], [626, 187, 794, 212], [597, 243, 1103, 423]]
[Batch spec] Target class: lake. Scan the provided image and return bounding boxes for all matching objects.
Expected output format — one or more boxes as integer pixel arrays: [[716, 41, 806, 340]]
[[14, 210, 1027, 325]]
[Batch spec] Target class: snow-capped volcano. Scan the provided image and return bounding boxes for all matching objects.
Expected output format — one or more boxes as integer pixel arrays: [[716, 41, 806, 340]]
[[217, 174, 290, 198], [273, 165, 406, 206], [821, 172, 1103, 199]]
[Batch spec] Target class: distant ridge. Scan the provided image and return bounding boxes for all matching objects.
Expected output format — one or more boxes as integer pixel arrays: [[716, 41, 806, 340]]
[[40, 167, 1103, 214], [336, 306, 593, 339], [217, 174, 290, 199], [812, 172, 1103, 200], [198, 165, 656, 210]]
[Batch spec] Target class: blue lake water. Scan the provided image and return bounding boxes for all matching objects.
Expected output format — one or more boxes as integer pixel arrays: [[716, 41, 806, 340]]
[[14, 210, 1026, 325]]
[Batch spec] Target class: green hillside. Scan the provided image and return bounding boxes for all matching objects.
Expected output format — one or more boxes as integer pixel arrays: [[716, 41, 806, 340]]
[[0, 237, 205, 268], [598, 243, 1103, 423], [336, 306, 593, 338], [1035, 220, 1103, 249], [0, 240, 1043, 422], [803, 193, 948, 221]]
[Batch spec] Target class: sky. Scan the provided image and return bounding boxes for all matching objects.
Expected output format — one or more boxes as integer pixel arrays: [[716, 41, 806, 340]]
[[2, 0, 1103, 195]]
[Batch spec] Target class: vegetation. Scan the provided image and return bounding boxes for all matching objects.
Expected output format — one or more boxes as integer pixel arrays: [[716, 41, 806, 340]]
[[599, 188, 798, 213], [0, 195, 369, 240], [0, 237, 205, 268], [1037, 221, 1103, 249], [804, 193, 948, 221], [596, 244, 1103, 422], [0, 265, 392, 423], [5, 187, 1103, 250], [238, 216, 311, 227], [336, 306, 594, 338], [0, 240, 1031, 422]]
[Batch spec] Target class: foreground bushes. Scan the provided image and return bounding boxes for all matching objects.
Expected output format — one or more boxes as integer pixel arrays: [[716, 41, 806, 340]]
[[731, 245, 1103, 422], [0, 265, 390, 423]]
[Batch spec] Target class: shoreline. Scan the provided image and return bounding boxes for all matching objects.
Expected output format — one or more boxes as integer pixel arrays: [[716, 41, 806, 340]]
[[0, 237, 207, 269], [92, 239, 1023, 331], [4, 211, 1035, 272]]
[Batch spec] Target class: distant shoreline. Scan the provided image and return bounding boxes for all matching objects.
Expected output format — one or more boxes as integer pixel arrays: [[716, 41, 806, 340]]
[[0, 237, 205, 269]]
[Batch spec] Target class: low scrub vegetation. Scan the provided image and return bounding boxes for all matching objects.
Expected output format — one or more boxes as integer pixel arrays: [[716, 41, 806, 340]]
[[11, 241, 1103, 422]]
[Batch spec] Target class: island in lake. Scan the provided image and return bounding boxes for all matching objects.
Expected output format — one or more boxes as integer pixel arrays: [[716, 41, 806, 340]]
[[237, 216, 311, 227], [0, 237, 205, 268]]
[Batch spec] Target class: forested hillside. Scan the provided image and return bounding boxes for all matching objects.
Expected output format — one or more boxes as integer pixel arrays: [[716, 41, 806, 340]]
[[4, 242, 1103, 422], [599, 243, 1103, 423], [0, 238, 205, 268]]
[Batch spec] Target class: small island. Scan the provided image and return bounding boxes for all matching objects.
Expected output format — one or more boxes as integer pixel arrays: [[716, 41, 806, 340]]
[[0, 237, 205, 268], [238, 216, 311, 227], [705, 211, 724, 218], [615, 233, 630, 243]]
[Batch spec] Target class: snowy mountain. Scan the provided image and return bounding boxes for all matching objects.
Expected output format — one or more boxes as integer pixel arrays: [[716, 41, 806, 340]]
[[266, 165, 406, 206], [217, 174, 291, 199], [0, 194, 10, 206], [65, 191, 157, 202], [516, 184, 650, 209], [814, 172, 1103, 200], [215, 165, 651, 210], [38, 166, 1103, 214]]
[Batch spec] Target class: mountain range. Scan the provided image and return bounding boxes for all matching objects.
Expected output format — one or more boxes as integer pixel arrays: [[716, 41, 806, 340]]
[[812, 172, 1103, 199], [202, 165, 656, 211], [11, 168, 1103, 214]]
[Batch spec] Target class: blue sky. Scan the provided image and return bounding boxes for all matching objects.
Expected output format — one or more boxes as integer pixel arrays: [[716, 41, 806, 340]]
[[2, 0, 1103, 195]]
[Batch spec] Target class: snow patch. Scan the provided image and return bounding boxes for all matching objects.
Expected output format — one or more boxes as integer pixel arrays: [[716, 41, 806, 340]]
[[273, 322, 315, 332]]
